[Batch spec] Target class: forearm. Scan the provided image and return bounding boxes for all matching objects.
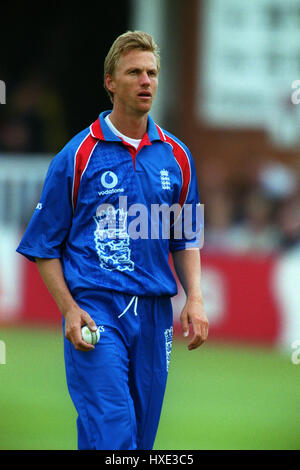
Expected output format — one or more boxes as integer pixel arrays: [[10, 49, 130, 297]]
[[172, 248, 208, 349], [172, 248, 204, 303], [35, 257, 97, 351], [35, 257, 78, 317]]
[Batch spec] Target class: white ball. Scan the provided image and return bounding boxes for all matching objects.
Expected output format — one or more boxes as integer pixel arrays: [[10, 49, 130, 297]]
[[81, 325, 100, 345]]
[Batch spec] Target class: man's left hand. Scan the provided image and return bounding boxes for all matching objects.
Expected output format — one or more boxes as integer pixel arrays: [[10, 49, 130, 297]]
[[180, 298, 209, 350]]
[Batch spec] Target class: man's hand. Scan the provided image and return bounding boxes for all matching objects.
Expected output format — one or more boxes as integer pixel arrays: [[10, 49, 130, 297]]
[[180, 297, 209, 350], [64, 306, 98, 352], [34, 258, 98, 353], [35, 258, 97, 351]]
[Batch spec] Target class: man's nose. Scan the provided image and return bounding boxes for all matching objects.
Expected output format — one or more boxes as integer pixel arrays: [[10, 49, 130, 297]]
[[140, 71, 151, 86]]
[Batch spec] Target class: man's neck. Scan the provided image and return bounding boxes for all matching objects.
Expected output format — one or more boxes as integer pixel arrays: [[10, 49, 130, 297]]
[[108, 108, 148, 140]]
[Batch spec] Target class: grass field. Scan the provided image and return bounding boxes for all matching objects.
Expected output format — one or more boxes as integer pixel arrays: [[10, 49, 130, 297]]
[[0, 326, 299, 450]]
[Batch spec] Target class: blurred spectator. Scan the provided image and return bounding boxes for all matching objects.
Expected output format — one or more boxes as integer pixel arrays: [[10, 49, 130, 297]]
[[203, 190, 236, 252], [0, 68, 68, 154], [0, 116, 36, 153], [228, 189, 281, 253], [203, 156, 300, 255], [277, 194, 300, 250], [257, 161, 298, 200]]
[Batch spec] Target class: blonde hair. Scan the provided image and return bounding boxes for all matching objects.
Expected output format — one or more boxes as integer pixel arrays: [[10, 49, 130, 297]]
[[103, 30, 160, 103]]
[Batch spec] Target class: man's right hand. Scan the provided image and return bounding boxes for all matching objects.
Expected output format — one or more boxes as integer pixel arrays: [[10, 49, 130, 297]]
[[64, 307, 98, 352]]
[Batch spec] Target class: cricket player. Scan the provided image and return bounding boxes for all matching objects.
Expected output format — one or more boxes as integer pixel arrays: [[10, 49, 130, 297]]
[[16, 31, 208, 450]]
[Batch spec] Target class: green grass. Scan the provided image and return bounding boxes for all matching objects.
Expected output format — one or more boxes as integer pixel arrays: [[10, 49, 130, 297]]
[[0, 327, 299, 450], [156, 340, 300, 450]]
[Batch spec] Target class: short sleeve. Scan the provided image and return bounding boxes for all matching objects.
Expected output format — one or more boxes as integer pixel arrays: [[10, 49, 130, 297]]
[[169, 150, 204, 252], [16, 148, 74, 262]]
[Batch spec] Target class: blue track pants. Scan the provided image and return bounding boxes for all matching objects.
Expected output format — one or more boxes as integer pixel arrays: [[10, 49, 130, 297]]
[[63, 289, 173, 450]]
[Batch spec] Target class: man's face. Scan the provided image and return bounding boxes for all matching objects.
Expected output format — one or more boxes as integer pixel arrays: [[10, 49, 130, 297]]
[[106, 49, 159, 116]]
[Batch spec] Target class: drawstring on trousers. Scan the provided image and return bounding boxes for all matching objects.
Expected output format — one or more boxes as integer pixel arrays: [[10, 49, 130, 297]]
[[118, 295, 138, 319]]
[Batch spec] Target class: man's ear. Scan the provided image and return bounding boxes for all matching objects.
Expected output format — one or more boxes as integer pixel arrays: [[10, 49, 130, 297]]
[[105, 74, 115, 94]]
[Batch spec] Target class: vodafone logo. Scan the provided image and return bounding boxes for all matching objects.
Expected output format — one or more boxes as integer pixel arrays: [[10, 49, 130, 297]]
[[101, 171, 118, 189]]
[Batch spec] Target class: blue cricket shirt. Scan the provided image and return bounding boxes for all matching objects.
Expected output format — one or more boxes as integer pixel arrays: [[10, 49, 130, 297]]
[[17, 111, 203, 297]]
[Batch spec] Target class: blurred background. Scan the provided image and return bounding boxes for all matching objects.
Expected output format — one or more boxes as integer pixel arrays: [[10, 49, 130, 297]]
[[0, 0, 299, 450]]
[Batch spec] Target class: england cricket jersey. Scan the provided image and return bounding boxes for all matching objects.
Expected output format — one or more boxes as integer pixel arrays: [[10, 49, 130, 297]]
[[17, 111, 203, 297]]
